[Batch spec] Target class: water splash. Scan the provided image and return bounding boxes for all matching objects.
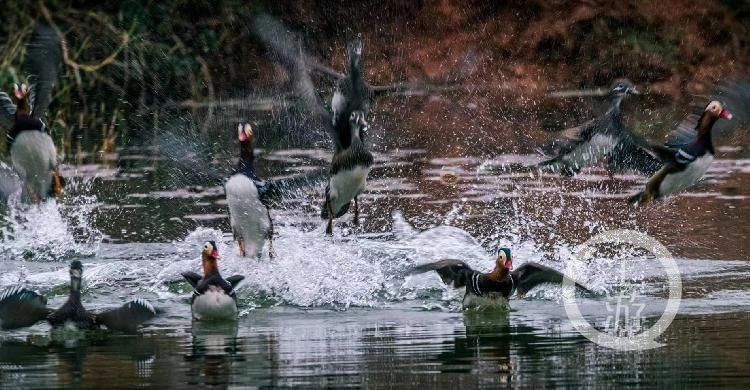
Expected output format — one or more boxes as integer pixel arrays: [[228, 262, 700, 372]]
[[0, 190, 101, 262]]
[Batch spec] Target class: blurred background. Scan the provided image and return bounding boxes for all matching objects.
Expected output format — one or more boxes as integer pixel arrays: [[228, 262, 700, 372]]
[[2, 0, 749, 159]]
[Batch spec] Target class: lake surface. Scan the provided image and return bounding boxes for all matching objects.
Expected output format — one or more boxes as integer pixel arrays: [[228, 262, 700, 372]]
[[1, 141, 750, 388]]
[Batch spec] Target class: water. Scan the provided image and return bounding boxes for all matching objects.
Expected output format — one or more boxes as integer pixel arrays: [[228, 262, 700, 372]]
[[1, 144, 750, 388]]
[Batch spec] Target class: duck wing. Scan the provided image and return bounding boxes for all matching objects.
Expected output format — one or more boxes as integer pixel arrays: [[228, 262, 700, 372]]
[[256, 167, 328, 207], [0, 287, 51, 330], [251, 15, 338, 148], [538, 117, 603, 159], [511, 262, 592, 296], [606, 132, 663, 175], [226, 275, 245, 288], [307, 60, 346, 80], [95, 299, 157, 333], [662, 75, 750, 149], [24, 25, 63, 119], [409, 259, 476, 289], [181, 271, 203, 288], [0, 93, 16, 130]]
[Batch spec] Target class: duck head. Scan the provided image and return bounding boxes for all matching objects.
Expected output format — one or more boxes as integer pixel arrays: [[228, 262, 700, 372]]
[[695, 100, 732, 138], [349, 110, 367, 140], [488, 247, 513, 281], [237, 123, 254, 161], [347, 36, 363, 73], [201, 241, 220, 275], [69, 260, 83, 294], [13, 83, 29, 101], [704, 100, 732, 120], [609, 79, 639, 106], [12, 83, 30, 116]]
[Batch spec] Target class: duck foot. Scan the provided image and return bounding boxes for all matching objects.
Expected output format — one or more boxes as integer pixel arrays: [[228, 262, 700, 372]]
[[238, 240, 246, 257], [268, 239, 276, 259], [353, 196, 359, 226], [326, 202, 334, 235], [52, 169, 64, 198], [26, 183, 40, 204]]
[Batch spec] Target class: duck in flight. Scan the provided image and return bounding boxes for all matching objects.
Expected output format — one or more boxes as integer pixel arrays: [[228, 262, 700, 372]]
[[0, 25, 65, 203], [0, 261, 156, 332], [321, 111, 374, 234], [224, 123, 274, 258], [629, 100, 732, 205], [410, 248, 592, 309], [538, 79, 654, 176], [252, 17, 433, 234], [181, 242, 245, 321]]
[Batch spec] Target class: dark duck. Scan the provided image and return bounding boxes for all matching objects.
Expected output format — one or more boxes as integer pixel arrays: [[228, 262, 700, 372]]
[[253, 20, 400, 235], [321, 110, 374, 235], [181, 242, 245, 321], [319, 37, 376, 235], [0, 261, 156, 332], [629, 100, 732, 205], [410, 248, 591, 309], [224, 123, 274, 258], [0, 25, 65, 203], [538, 79, 645, 176]]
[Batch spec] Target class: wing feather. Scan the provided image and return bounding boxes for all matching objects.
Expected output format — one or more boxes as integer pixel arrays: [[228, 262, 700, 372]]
[[181, 271, 202, 288], [24, 25, 63, 118], [410, 259, 475, 289], [512, 262, 592, 295], [0, 286, 50, 330], [95, 299, 156, 333], [0, 92, 16, 130]]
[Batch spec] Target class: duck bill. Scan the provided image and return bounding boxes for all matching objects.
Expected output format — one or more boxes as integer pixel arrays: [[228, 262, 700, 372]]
[[627, 87, 640, 95], [505, 259, 513, 270], [210, 250, 220, 259], [720, 109, 733, 120]]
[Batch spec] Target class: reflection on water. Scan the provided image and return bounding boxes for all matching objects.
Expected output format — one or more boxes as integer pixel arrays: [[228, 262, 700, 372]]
[[2, 310, 750, 387]]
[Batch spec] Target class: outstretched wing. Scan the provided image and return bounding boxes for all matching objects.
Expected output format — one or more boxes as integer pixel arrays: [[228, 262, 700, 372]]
[[511, 262, 592, 296], [664, 75, 750, 149], [256, 167, 328, 207], [409, 259, 475, 289], [24, 25, 63, 118], [181, 271, 202, 288], [371, 81, 458, 98], [226, 275, 245, 288], [0, 92, 16, 130], [95, 299, 156, 333], [606, 132, 664, 175], [307, 59, 346, 80], [538, 117, 604, 168], [0, 287, 50, 330], [251, 15, 335, 143]]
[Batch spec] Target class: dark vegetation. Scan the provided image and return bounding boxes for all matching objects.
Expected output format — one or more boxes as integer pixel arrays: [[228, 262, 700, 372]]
[[1, 0, 748, 159]]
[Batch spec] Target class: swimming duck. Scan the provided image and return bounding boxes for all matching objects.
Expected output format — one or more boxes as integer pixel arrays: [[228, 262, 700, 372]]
[[538, 79, 642, 176], [224, 123, 274, 258], [0, 261, 156, 332], [0, 25, 65, 203], [181, 242, 245, 321], [629, 100, 732, 205], [410, 248, 591, 309], [320, 111, 374, 235]]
